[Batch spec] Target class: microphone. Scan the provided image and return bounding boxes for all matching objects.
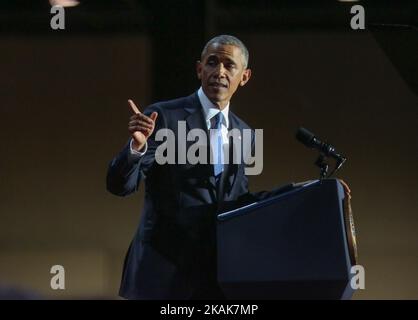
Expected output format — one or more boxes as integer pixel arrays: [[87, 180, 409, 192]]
[[296, 127, 346, 163]]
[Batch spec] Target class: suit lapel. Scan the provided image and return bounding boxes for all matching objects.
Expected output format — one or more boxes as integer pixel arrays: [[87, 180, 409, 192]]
[[184, 95, 208, 133], [184, 93, 217, 201], [217, 112, 245, 202]]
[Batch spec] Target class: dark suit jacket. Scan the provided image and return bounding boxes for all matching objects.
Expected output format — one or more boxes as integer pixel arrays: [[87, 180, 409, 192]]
[[106, 92, 293, 299]]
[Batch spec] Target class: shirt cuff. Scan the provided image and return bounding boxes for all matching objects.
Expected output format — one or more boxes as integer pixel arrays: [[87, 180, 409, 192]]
[[129, 139, 147, 156]]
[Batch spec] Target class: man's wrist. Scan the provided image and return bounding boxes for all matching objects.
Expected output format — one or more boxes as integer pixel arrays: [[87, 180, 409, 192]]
[[130, 139, 147, 156], [132, 140, 145, 152]]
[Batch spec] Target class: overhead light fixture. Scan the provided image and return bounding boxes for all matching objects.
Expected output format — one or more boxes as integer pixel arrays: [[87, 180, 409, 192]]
[[49, 0, 80, 7]]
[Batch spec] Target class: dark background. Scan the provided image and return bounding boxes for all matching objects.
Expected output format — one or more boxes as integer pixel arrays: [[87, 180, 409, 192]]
[[0, 0, 417, 299]]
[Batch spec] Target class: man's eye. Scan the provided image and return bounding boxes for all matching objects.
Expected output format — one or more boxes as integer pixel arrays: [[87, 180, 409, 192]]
[[207, 60, 216, 66]]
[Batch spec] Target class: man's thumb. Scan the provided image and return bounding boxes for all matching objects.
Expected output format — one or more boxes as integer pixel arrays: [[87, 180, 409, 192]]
[[150, 112, 158, 122]]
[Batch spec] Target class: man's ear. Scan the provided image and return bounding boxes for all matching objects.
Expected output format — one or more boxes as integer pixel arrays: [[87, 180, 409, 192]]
[[196, 61, 202, 80], [240, 68, 252, 86]]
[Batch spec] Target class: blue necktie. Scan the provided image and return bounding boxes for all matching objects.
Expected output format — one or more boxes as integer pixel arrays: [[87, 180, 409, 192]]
[[212, 112, 224, 177]]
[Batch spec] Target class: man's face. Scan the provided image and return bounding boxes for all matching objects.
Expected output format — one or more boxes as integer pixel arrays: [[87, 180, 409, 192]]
[[196, 43, 251, 109]]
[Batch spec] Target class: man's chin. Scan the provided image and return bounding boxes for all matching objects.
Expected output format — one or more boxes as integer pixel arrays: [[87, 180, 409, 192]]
[[206, 91, 227, 103], [208, 97, 227, 107]]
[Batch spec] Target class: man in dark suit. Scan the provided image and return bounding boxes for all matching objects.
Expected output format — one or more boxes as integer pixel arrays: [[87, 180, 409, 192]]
[[106, 35, 296, 299]]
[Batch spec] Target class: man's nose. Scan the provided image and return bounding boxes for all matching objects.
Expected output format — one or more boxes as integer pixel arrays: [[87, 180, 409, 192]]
[[214, 63, 227, 78]]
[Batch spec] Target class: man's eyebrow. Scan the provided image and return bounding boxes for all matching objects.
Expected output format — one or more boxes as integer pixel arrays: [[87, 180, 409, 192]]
[[206, 55, 238, 65], [224, 58, 236, 64]]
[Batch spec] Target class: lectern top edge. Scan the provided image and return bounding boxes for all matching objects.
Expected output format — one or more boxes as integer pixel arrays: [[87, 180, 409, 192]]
[[217, 179, 322, 222]]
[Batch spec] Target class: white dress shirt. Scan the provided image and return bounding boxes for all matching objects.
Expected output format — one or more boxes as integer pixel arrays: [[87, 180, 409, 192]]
[[197, 87, 230, 165]]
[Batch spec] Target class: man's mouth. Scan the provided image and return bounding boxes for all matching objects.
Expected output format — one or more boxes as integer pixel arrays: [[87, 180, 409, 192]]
[[209, 82, 228, 89]]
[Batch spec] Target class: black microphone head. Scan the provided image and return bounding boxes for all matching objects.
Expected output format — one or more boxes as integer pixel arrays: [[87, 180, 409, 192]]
[[296, 127, 315, 147]]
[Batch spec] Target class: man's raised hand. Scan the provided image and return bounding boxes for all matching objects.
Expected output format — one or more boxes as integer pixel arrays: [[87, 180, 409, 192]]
[[127, 99, 158, 151]]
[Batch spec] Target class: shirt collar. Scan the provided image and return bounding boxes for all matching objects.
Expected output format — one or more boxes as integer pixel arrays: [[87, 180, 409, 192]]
[[197, 87, 229, 129]]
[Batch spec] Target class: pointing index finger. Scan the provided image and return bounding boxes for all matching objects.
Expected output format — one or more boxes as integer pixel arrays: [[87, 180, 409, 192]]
[[128, 99, 141, 115]]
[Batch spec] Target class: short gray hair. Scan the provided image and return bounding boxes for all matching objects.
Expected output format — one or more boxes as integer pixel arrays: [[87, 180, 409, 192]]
[[201, 35, 249, 68]]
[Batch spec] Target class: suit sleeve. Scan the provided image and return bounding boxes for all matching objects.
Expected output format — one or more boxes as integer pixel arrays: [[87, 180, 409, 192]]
[[106, 106, 164, 197]]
